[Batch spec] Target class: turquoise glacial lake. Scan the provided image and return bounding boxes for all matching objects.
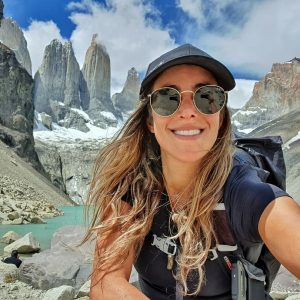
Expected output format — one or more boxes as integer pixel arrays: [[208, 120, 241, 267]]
[[0, 205, 88, 255]]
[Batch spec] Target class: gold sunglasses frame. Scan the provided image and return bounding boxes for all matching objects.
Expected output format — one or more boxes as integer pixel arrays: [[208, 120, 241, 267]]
[[146, 85, 228, 117]]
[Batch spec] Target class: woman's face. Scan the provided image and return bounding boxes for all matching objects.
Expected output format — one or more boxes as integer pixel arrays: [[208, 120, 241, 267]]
[[148, 64, 222, 165]]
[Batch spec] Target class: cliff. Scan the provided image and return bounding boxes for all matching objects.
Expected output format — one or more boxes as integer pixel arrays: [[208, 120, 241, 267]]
[[232, 58, 300, 133], [34, 39, 81, 120], [80, 34, 117, 126], [0, 43, 43, 171], [0, 18, 32, 75], [0, 0, 3, 21], [248, 108, 300, 202], [112, 67, 140, 115]]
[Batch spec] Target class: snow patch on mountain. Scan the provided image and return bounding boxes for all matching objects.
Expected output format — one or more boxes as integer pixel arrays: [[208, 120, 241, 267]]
[[284, 130, 300, 150], [34, 121, 122, 143]]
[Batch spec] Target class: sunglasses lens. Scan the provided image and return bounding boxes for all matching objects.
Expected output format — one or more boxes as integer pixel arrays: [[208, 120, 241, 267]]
[[194, 86, 226, 114], [151, 88, 180, 116]]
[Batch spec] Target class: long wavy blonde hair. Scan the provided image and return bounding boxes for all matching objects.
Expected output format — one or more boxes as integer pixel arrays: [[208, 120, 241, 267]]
[[83, 89, 233, 296]]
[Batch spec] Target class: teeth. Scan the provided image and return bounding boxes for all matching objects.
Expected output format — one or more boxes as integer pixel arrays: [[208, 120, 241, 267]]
[[174, 129, 202, 136]]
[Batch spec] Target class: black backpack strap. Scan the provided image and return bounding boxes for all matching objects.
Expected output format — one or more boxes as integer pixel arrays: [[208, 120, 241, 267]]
[[215, 201, 267, 300]]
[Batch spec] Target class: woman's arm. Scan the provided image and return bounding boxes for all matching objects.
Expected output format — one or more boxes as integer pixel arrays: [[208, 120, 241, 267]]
[[90, 201, 150, 300], [258, 196, 300, 278]]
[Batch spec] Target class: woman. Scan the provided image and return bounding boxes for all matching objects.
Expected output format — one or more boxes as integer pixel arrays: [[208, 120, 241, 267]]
[[85, 44, 300, 299]]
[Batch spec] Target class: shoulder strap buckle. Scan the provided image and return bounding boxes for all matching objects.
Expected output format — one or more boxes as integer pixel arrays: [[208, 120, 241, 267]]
[[151, 234, 177, 256], [208, 247, 218, 260]]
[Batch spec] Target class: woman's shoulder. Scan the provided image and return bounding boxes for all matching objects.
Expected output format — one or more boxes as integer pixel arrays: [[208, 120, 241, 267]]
[[223, 164, 289, 242]]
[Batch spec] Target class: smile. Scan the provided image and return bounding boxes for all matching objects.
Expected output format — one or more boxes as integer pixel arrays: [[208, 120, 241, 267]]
[[173, 129, 203, 136]]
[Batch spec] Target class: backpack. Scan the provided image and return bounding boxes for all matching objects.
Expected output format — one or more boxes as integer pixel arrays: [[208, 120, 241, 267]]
[[230, 135, 286, 294]]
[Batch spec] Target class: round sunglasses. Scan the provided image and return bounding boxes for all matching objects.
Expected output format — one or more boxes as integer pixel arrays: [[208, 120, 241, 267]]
[[147, 85, 227, 117]]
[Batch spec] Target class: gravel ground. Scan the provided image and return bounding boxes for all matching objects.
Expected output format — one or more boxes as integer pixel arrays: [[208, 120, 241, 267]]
[[0, 281, 46, 300], [0, 266, 298, 300]]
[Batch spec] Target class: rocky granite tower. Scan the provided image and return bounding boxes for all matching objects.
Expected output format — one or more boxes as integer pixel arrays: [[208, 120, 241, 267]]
[[0, 16, 32, 75], [34, 40, 81, 121], [232, 58, 300, 133], [0, 43, 42, 171], [112, 67, 140, 114], [80, 34, 116, 122], [0, 0, 4, 22]]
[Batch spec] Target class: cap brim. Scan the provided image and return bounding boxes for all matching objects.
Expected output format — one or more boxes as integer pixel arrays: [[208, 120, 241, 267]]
[[140, 56, 235, 95]]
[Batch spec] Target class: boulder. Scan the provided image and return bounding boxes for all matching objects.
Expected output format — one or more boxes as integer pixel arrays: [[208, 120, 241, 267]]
[[0, 260, 19, 283], [77, 280, 90, 298], [42, 285, 75, 300], [11, 217, 23, 225], [19, 226, 95, 291], [63, 109, 90, 133], [4, 232, 40, 255], [40, 112, 53, 130], [30, 216, 46, 224], [7, 211, 19, 220], [1, 231, 22, 244]]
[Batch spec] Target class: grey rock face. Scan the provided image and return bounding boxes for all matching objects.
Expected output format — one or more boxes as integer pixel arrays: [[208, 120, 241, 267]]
[[0, 18, 32, 75], [112, 67, 140, 114], [248, 108, 300, 202], [34, 138, 104, 204], [232, 58, 300, 133], [40, 112, 53, 130], [0, 43, 43, 170], [63, 109, 90, 133], [0, 0, 3, 22], [19, 226, 95, 291], [80, 34, 116, 121], [34, 40, 81, 120], [0, 43, 33, 133]]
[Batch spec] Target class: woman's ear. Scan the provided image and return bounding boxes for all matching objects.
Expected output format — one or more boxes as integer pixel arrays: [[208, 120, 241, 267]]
[[219, 109, 225, 129], [146, 107, 155, 133], [147, 117, 154, 133]]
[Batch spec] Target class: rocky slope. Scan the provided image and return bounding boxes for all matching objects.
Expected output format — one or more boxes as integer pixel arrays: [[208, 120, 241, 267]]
[[232, 58, 300, 134], [0, 139, 73, 222], [0, 17, 32, 75], [112, 67, 140, 115], [248, 108, 300, 201]]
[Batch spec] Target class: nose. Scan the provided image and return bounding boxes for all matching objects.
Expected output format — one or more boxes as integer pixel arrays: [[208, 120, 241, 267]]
[[177, 91, 197, 119]]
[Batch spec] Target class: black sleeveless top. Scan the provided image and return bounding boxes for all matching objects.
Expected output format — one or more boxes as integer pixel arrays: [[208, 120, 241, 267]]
[[123, 164, 288, 299]]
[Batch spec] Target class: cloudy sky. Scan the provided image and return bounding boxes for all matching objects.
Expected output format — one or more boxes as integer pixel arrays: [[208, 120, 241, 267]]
[[4, 0, 300, 108]]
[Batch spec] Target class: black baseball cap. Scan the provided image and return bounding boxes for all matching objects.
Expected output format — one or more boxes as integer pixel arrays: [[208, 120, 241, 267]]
[[140, 44, 235, 95]]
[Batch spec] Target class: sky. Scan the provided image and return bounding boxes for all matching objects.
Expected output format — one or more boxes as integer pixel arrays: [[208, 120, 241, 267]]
[[3, 0, 300, 108]]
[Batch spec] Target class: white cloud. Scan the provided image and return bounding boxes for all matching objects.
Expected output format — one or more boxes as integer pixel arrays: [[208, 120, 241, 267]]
[[23, 20, 67, 75], [68, 0, 175, 94], [178, 0, 300, 78], [177, 0, 203, 23], [228, 79, 257, 109]]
